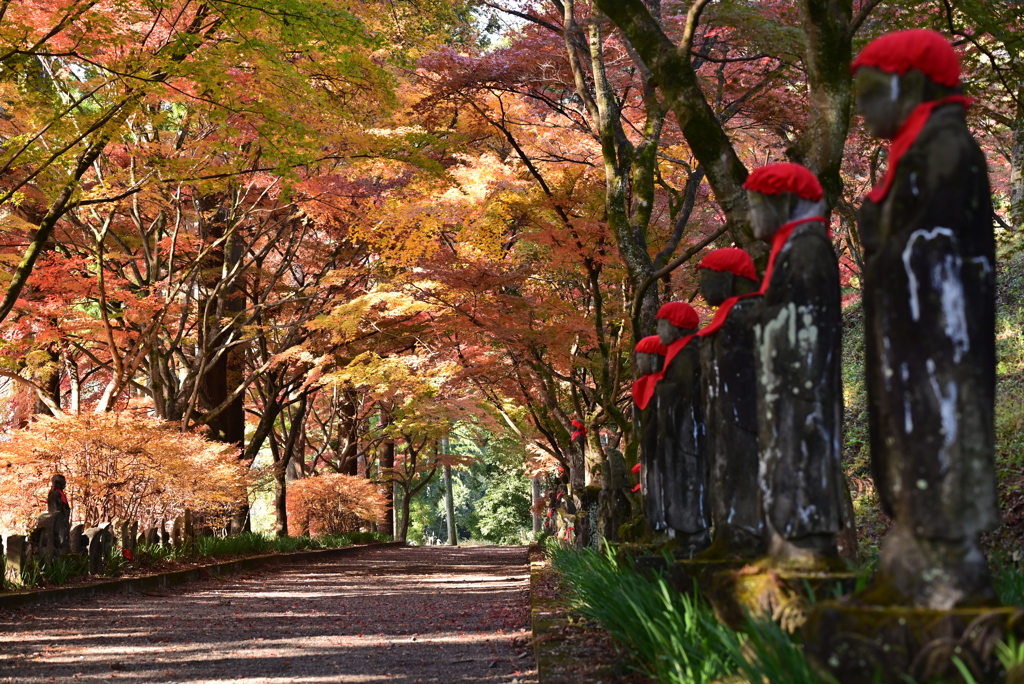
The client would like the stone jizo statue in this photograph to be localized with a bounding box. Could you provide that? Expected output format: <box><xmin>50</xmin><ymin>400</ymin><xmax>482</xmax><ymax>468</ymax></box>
<box><xmin>694</xmin><ymin>248</ymin><xmax>766</xmax><ymax>559</ymax></box>
<box><xmin>744</xmin><ymin>163</ymin><xmax>846</xmax><ymax>571</ymax></box>
<box><xmin>633</xmin><ymin>334</ymin><xmax>668</xmax><ymax>532</ymax></box>
<box><xmin>653</xmin><ymin>301</ymin><xmax>709</xmax><ymax>555</ymax></box>
<box><xmin>854</xmin><ymin>29</ymin><xmax>997</xmax><ymax>608</ymax></box>
<box><xmin>47</xmin><ymin>474</ymin><xmax>71</xmax><ymax>555</ymax></box>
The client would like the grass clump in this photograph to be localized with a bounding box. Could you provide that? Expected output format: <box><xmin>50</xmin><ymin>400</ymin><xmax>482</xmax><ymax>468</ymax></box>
<box><xmin>43</xmin><ymin>554</ymin><xmax>89</xmax><ymax>584</ymax></box>
<box><xmin>548</xmin><ymin>542</ymin><xmax>830</xmax><ymax>684</ymax></box>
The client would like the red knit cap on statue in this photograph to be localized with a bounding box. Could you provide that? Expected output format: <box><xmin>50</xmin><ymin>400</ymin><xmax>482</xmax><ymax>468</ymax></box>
<box><xmin>635</xmin><ymin>335</ymin><xmax>669</xmax><ymax>356</ymax></box>
<box><xmin>656</xmin><ymin>301</ymin><xmax>699</xmax><ymax>330</ymax></box>
<box><xmin>743</xmin><ymin>163</ymin><xmax>823</xmax><ymax>202</ymax></box>
<box><xmin>698</xmin><ymin>248</ymin><xmax>757</xmax><ymax>282</ymax></box>
<box><xmin>852</xmin><ymin>29</ymin><xmax>960</xmax><ymax>88</ymax></box>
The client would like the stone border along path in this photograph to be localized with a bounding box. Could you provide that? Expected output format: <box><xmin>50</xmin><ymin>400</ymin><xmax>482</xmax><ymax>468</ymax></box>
<box><xmin>0</xmin><ymin>544</ymin><xmax>537</xmax><ymax>684</ymax></box>
<box><xmin>0</xmin><ymin>542</ymin><xmax>406</xmax><ymax>610</ymax></box>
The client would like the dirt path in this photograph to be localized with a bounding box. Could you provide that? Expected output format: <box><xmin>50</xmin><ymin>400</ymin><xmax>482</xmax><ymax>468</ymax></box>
<box><xmin>0</xmin><ymin>545</ymin><xmax>536</xmax><ymax>684</ymax></box>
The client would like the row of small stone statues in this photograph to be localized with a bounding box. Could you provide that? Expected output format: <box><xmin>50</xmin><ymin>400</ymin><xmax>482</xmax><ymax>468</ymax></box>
<box><xmin>630</xmin><ymin>29</ymin><xmax>999</xmax><ymax>611</ymax></box>
<box><xmin>3</xmin><ymin>474</ymin><xmax>197</xmax><ymax>582</ymax></box>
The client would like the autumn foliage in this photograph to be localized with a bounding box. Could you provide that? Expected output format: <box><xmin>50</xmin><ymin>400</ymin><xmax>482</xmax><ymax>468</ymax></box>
<box><xmin>0</xmin><ymin>413</ymin><xmax>248</xmax><ymax>533</ymax></box>
<box><xmin>286</xmin><ymin>474</ymin><xmax>388</xmax><ymax>537</ymax></box>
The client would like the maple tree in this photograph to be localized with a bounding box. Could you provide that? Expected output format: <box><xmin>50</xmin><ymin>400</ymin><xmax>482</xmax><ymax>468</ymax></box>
<box><xmin>286</xmin><ymin>472</ymin><xmax>388</xmax><ymax>536</ymax></box>
<box><xmin>0</xmin><ymin>0</ymin><xmax>1016</xmax><ymax>545</ymax></box>
<box><xmin>0</xmin><ymin>412</ymin><xmax>247</xmax><ymax>532</ymax></box>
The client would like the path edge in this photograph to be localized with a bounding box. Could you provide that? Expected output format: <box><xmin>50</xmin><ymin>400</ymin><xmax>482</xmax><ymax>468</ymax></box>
<box><xmin>0</xmin><ymin>540</ymin><xmax>406</xmax><ymax>610</ymax></box>
<box><xmin>530</xmin><ymin>542</ymin><xmax>566</xmax><ymax>684</ymax></box>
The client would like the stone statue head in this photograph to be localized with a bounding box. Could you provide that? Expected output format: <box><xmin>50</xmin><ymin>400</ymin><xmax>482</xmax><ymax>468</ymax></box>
<box><xmin>698</xmin><ymin>248</ymin><xmax>759</xmax><ymax>305</ymax></box>
<box><xmin>852</xmin><ymin>29</ymin><xmax>962</xmax><ymax>140</ymax></box>
<box><xmin>655</xmin><ymin>301</ymin><xmax>699</xmax><ymax>346</ymax></box>
<box><xmin>743</xmin><ymin>163</ymin><xmax>826</xmax><ymax>241</ymax></box>
<box><xmin>635</xmin><ymin>351</ymin><xmax>663</xmax><ymax>377</ymax></box>
<box><xmin>634</xmin><ymin>335</ymin><xmax>667</xmax><ymax>376</ymax></box>
<box><xmin>748</xmin><ymin>191</ymin><xmax>827</xmax><ymax>241</ymax></box>
<box><xmin>854</xmin><ymin>68</ymin><xmax>953</xmax><ymax>140</ymax></box>
<box><xmin>50</xmin><ymin>474</ymin><xmax>66</xmax><ymax>489</ymax></box>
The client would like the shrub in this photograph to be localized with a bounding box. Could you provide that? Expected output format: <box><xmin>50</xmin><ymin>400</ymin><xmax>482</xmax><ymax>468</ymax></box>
<box><xmin>287</xmin><ymin>473</ymin><xmax>388</xmax><ymax>536</ymax></box>
<box><xmin>0</xmin><ymin>412</ymin><xmax>248</xmax><ymax>532</ymax></box>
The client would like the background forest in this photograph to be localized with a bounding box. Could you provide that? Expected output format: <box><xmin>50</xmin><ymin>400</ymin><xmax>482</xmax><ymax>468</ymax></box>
<box><xmin>0</xmin><ymin>0</ymin><xmax>1019</xmax><ymax>554</ymax></box>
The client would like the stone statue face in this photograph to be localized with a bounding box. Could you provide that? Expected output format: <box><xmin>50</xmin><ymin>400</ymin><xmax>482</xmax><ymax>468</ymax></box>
<box><xmin>748</xmin><ymin>191</ymin><xmax>793</xmax><ymax>240</ymax></box>
<box><xmin>51</xmin><ymin>474</ymin><xmax>66</xmax><ymax>489</ymax></box>
<box><xmin>635</xmin><ymin>352</ymin><xmax>663</xmax><ymax>376</ymax></box>
<box><xmin>656</xmin><ymin>318</ymin><xmax>697</xmax><ymax>346</ymax></box>
<box><xmin>699</xmin><ymin>269</ymin><xmax>734</xmax><ymax>307</ymax></box>
<box><xmin>854</xmin><ymin>67</ymin><xmax>935</xmax><ymax>140</ymax></box>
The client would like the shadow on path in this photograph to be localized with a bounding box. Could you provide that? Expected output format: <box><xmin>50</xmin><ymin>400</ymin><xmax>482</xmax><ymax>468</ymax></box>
<box><xmin>0</xmin><ymin>545</ymin><xmax>536</xmax><ymax>684</ymax></box>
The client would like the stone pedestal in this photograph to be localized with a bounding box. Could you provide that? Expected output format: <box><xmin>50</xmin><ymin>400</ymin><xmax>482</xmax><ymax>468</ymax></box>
<box><xmin>171</xmin><ymin>516</ymin><xmax>183</xmax><ymax>547</ymax></box>
<box><xmin>803</xmin><ymin>602</ymin><xmax>1024</xmax><ymax>684</ymax></box>
<box><xmin>69</xmin><ymin>524</ymin><xmax>87</xmax><ymax>554</ymax></box>
<box><xmin>84</xmin><ymin>527</ymin><xmax>113</xmax><ymax>575</ymax></box>
<box><xmin>4</xmin><ymin>535</ymin><xmax>27</xmax><ymax>584</ymax></box>
<box><xmin>29</xmin><ymin>513</ymin><xmax>58</xmax><ymax>565</ymax></box>
<box><xmin>159</xmin><ymin>519</ymin><xmax>170</xmax><ymax>547</ymax></box>
<box><xmin>666</xmin><ymin>558</ymin><xmax>747</xmax><ymax>596</ymax></box>
<box><xmin>704</xmin><ymin>563</ymin><xmax>859</xmax><ymax>632</ymax></box>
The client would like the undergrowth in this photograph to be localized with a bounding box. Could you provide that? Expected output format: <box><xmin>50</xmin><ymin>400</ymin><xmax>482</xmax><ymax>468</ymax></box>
<box><xmin>548</xmin><ymin>542</ymin><xmax>1024</xmax><ymax>684</ymax></box>
<box><xmin>3</xmin><ymin>531</ymin><xmax>389</xmax><ymax>591</ymax></box>
<box><xmin>547</xmin><ymin>541</ymin><xmax>828</xmax><ymax>684</ymax></box>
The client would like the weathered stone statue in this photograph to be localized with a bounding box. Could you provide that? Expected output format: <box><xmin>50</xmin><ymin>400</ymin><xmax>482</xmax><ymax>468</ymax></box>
<box><xmin>47</xmin><ymin>474</ymin><xmax>71</xmax><ymax>555</ymax></box>
<box><xmin>853</xmin><ymin>30</ymin><xmax>997</xmax><ymax>608</ymax></box>
<box><xmin>632</xmin><ymin>334</ymin><xmax>668</xmax><ymax>532</ymax></box>
<box><xmin>653</xmin><ymin>302</ymin><xmax>709</xmax><ymax>555</ymax></box>
<box><xmin>745</xmin><ymin>163</ymin><xmax>845</xmax><ymax>570</ymax></box>
<box><xmin>694</xmin><ymin>249</ymin><xmax>766</xmax><ymax>559</ymax></box>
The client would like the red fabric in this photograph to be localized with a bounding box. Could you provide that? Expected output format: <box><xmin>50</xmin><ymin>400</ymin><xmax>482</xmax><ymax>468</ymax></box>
<box><xmin>632</xmin><ymin>483</ymin><xmax>642</xmax><ymax>492</ymax></box>
<box><xmin>631</xmin><ymin>462</ymin><xmax>641</xmax><ymax>474</ymax></box>
<box><xmin>852</xmin><ymin>29</ymin><xmax>960</xmax><ymax>88</ymax></box>
<box><xmin>865</xmin><ymin>95</ymin><xmax>972</xmax><ymax>203</ymax></box>
<box><xmin>697</xmin><ymin>216</ymin><xmax>827</xmax><ymax>339</ymax></box>
<box><xmin>59</xmin><ymin>489</ymin><xmax>68</xmax><ymax>505</ymax></box>
<box><xmin>632</xmin><ymin>374</ymin><xmax>659</xmax><ymax>410</ymax></box>
<box><xmin>699</xmin><ymin>248</ymin><xmax>757</xmax><ymax>282</ymax></box>
<box><xmin>635</xmin><ymin>333</ymin><xmax>698</xmax><ymax>407</ymax></box>
<box><xmin>570</xmin><ymin>419</ymin><xmax>587</xmax><ymax>442</ymax></box>
<box><xmin>635</xmin><ymin>335</ymin><xmax>668</xmax><ymax>356</ymax></box>
<box><xmin>656</xmin><ymin>301</ymin><xmax>699</xmax><ymax>330</ymax></box>
<box><xmin>743</xmin><ymin>163</ymin><xmax>823</xmax><ymax>201</ymax></box>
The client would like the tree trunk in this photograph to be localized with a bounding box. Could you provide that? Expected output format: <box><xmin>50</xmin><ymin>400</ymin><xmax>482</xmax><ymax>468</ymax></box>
<box><xmin>274</xmin><ymin>395</ymin><xmax>308</xmax><ymax>537</ymax></box>
<box><xmin>532</xmin><ymin>477</ymin><xmax>542</xmax><ymax>535</ymax></box>
<box><xmin>200</xmin><ymin>216</ymin><xmax>249</xmax><ymax>534</ymax></box>
<box><xmin>379</xmin><ymin>437</ymin><xmax>395</xmax><ymax>538</ymax></box>
<box><xmin>444</xmin><ymin>464</ymin><xmax>457</xmax><ymax>546</ymax></box>
<box><xmin>398</xmin><ymin>485</ymin><xmax>411</xmax><ymax>542</ymax></box>
<box><xmin>33</xmin><ymin>346</ymin><xmax>61</xmax><ymax>416</ymax></box>
<box><xmin>789</xmin><ymin>0</ymin><xmax>854</xmax><ymax>208</ymax></box>
<box><xmin>1011</xmin><ymin>87</ymin><xmax>1024</xmax><ymax>230</ymax></box>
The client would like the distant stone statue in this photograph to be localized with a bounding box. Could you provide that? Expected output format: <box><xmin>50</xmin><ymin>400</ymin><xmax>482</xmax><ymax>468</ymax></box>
<box><xmin>694</xmin><ymin>248</ymin><xmax>766</xmax><ymax>559</ymax></box>
<box><xmin>853</xmin><ymin>30</ymin><xmax>998</xmax><ymax>608</ymax></box>
<box><xmin>632</xmin><ymin>334</ymin><xmax>669</xmax><ymax>532</ymax></box>
<box><xmin>653</xmin><ymin>302</ymin><xmax>709</xmax><ymax>555</ymax></box>
<box><xmin>47</xmin><ymin>474</ymin><xmax>71</xmax><ymax>555</ymax></box>
<box><xmin>745</xmin><ymin>163</ymin><xmax>845</xmax><ymax>570</ymax></box>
